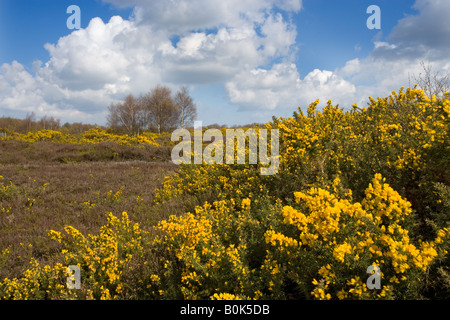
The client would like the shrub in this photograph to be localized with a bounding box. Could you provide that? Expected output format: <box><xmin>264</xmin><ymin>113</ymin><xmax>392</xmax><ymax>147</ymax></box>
<box><xmin>2</xmin><ymin>87</ymin><xmax>449</xmax><ymax>300</ymax></box>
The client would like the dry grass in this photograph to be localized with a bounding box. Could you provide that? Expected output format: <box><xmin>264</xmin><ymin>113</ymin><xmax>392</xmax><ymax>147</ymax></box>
<box><xmin>0</xmin><ymin>140</ymin><xmax>173</xmax><ymax>164</ymax></box>
<box><xmin>0</xmin><ymin>140</ymin><xmax>183</xmax><ymax>280</ymax></box>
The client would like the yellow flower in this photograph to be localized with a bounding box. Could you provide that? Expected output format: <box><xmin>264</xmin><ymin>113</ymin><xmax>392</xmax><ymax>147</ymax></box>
<box><xmin>333</xmin><ymin>242</ymin><xmax>352</xmax><ymax>263</ymax></box>
<box><xmin>241</xmin><ymin>198</ymin><xmax>251</xmax><ymax>211</ymax></box>
<box><xmin>211</xmin><ymin>293</ymin><xmax>242</xmax><ymax>300</ymax></box>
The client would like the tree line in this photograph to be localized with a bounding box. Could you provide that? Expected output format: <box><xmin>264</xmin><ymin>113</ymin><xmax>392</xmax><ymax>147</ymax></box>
<box><xmin>107</xmin><ymin>85</ymin><xmax>197</xmax><ymax>135</ymax></box>
<box><xmin>0</xmin><ymin>113</ymin><xmax>60</xmax><ymax>134</ymax></box>
<box><xmin>0</xmin><ymin>113</ymin><xmax>102</xmax><ymax>135</ymax></box>
<box><xmin>2</xmin><ymin>63</ymin><xmax>446</xmax><ymax>137</ymax></box>
<box><xmin>0</xmin><ymin>85</ymin><xmax>197</xmax><ymax>136</ymax></box>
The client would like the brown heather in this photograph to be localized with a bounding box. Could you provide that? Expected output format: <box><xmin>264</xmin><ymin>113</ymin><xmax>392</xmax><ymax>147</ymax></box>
<box><xmin>0</xmin><ymin>140</ymin><xmax>182</xmax><ymax>280</ymax></box>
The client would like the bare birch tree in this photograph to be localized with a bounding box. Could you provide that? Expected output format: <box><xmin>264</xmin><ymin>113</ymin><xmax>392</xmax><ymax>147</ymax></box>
<box><xmin>107</xmin><ymin>85</ymin><xmax>197</xmax><ymax>134</ymax></box>
<box><xmin>174</xmin><ymin>86</ymin><xmax>197</xmax><ymax>128</ymax></box>
<box><xmin>107</xmin><ymin>94</ymin><xmax>142</xmax><ymax>135</ymax></box>
<box><xmin>410</xmin><ymin>61</ymin><xmax>450</xmax><ymax>98</ymax></box>
<box><xmin>142</xmin><ymin>86</ymin><xmax>178</xmax><ymax>134</ymax></box>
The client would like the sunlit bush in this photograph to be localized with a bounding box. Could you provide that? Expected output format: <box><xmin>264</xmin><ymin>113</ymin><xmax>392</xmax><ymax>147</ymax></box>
<box><xmin>152</xmin><ymin>87</ymin><xmax>450</xmax><ymax>299</ymax></box>
<box><xmin>1</xmin><ymin>87</ymin><xmax>449</xmax><ymax>300</ymax></box>
<box><xmin>0</xmin><ymin>212</ymin><xmax>153</xmax><ymax>300</ymax></box>
<box><xmin>0</xmin><ymin>127</ymin><xmax>159</xmax><ymax>147</ymax></box>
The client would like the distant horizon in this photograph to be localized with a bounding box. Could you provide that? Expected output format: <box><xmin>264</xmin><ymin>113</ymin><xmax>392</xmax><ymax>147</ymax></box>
<box><xmin>0</xmin><ymin>112</ymin><xmax>267</xmax><ymax>130</ymax></box>
<box><xmin>1</xmin><ymin>0</ymin><xmax>449</xmax><ymax>127</ymax></box>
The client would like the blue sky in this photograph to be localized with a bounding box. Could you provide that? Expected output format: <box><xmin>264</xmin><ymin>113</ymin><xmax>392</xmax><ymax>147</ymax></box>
<box><xmin>294</xmin><ymin>0</ymin><xmax>416</xmax><ymax>75</ymax></box>
<box><xmin>0</xmin><ymin>0</ymin><xmax>448</xmax><ymax>126</ymax></box>
<box><xmin>0</xmin><ymin>0</ymin><xmax>132</xmax><ymax>67</ymax></box>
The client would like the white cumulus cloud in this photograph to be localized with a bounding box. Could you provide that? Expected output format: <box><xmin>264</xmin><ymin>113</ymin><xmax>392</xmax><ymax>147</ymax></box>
<box><xmin>0</xmin><ymin>0</ymin><xmax>303</xmax><ymax>123</ymax></box>
<box><xmin>1</xmin><ymin>0</ymin><xmax>449</xmax><ymax>124</ymax></box>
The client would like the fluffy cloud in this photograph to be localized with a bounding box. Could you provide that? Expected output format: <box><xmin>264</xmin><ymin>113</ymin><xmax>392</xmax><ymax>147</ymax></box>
<box><xmin>226</xmin><ymin>63</ymin><xmax>301</xmax><ymax>110</ymax></box>
<box><xmin>226</xmin><ymin>63</ymin><xmax>356</xmax><ymax>111</ymax></box>
<box><xmin>0</xmin><ymin>61</ymin><xmax>88</xmax><ymax>120</ymax></box>
<box><xmin>160</xmin><ymin>12</ymin><xmax>298</xmax><ymax>84</ymax></box>
<box><xmin>103</xmin><ymin>0</ymin><xmax>302</xmax><ymax>32</ymax></box>
<box><xmin>230</xmin><ymin>0</ymin><xmax>450</xmax><ymax>114</ymax></box>
<box><xmin>0</xmin><ymin>15</ymin><xmax>161</xmax><ymax>122</ymax></box>
<box><xmin>1</xmin><ymin>0</ymin><xmax>449</xmax><ymax>124</ymax></box>
<box><xmin>333</xmin><ymin>0</ymin><xmax>450</xmax><ymax>106</ymax></box>
<box><xmin>0</xmin><ymin>0</ymin><xmax>302</xmax><ymax>123</ymax></box>
<box><xmin>389</xmin><ymin>0</ymin><xmax>450</xmax><ymax>54</ymax></box>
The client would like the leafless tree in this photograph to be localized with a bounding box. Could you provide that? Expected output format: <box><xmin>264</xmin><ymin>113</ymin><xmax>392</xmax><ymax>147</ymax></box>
<box><xmin>107</xmin><ymin>85</ymin><xmax>197</xmax><ymax>134</ymax></box>
<box><xmin>141</xmin><ymin>85</ymin><xmax>178</xmax><ymax>134</ymax></box>
<box><xmin>61</xmin><ymin>122</ymin><xmax>98</xmax><ymax>134</ymax></box>
<box><xmin>107</xmin><ymin>94</ymin><xmax>143</xmax><ymax>135</ymax></box>
<box><xmin>410</xmin><ymin>61</ymin><xmax>450</xmax><ymax>98</ymax></box>
<box><xmin>38</xmin><ymin>115</ymin><xmax>60</xmax><ymax>130</ymax></box>
<box><xmin>174</xmin><ymin>86</ymin><xmax>197</xmax><ymax>128</ymax></box>
<box><xmin>24</xmin><ymin>112</ymin><xmax>36</xmax><ymax>132</ymax></box>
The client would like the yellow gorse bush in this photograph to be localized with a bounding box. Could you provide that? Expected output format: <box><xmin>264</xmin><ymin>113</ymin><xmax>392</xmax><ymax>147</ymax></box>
<box><xmin>1</xmin><ymin>87</ymin><xmax>449</xmax><ymax>300</ymax></box>
<box><xmin>0</xmin><ymin>127</ymin><xmax>159</xmax><ymax>147</ymax></box>
<box><xmin>211</xmin><ymin>292</ymin><xmax>242</xmax><ymax>300</ymax></box>
<box><xmin>279</xmin><ymin>88</ymin><xmax>447</xmax><ymax>177</ymax></box>
<box><xmin>152</xmin><ymin>172</ymin><xmax>448</xmax><ymax>300</ymax></box>
<box><xmin>150</xmin><ymin>87</ymin><xmax>449</xmax><ymax>300</ymax></box>
<box><xmin>265</xmin><ymin>173</ymin><xmax>448</xmax><ymax>299</ymax></box>
<box><xmin>1</xmin><ymin>212</ymin><xmax>149</xmax><ymax>300</ymax></box>
<box><xmin>154</xmin><ymin>200</ymin><xmax>254</xmax><ymax>299</ymax></box>
<box><xmin>0</xmin><ymin>258</ymin><xmax>76</xmax><ymax>300</ymax></box>
<box><xmin>80</xmin><ymin>128</ymin><xmax>159</xmax><ymax>147</ymax></box>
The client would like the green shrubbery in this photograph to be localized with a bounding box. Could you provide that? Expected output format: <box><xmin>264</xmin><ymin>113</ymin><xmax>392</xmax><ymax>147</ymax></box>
<box><xmin>1</xmin><ymin>87</ymin><xmax>449</xmax><ymax>300</ymax></box>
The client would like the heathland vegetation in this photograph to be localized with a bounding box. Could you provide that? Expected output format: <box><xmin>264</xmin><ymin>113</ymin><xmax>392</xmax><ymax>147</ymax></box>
<box><xmin>0</xmin><ymin>84</ymin><xmax>449</xmax><ymax>300</ymax></box>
